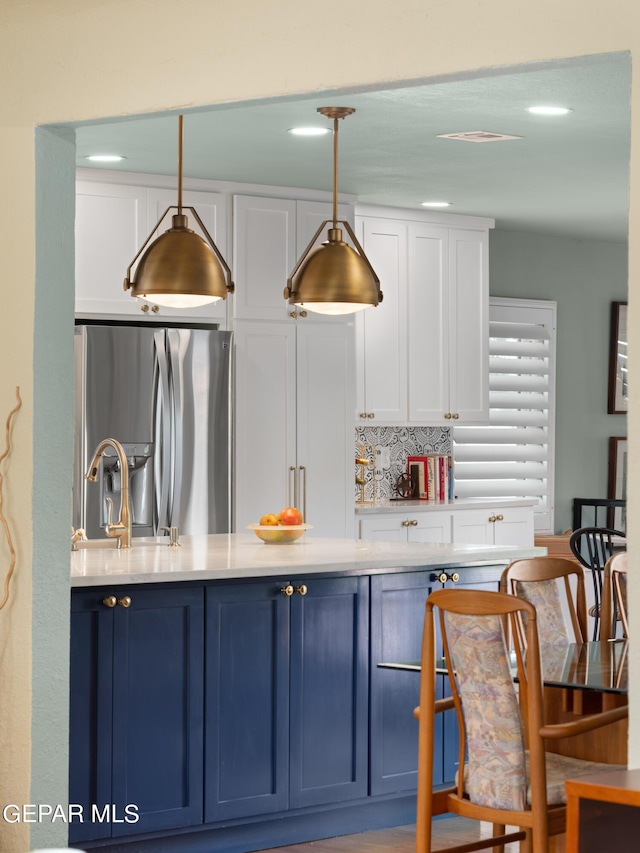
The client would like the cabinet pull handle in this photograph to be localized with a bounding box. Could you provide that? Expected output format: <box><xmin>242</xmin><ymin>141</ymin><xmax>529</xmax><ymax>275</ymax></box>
<box><xmin>410</xmin><ymin>519</ymin><xmax>418</xmax><ymax>526</ymax></box>
<box><xmin>103</xmin><ymin>595</ymin><xmax>117</xmax><ymax>608</ymax></box>
<box><xmin>281</xmin><ymin>584</ymin><xmax>294</xmax><ymax>597</ymax></box>
<box><xmin>295</xmin><ymin>584</ymin><xmax>308</xmax><ymax>596</ymax></box>
<box><xmin>431</xmin><ymin>572</ymin><xmax>459</xmax><ymax>584</ymax></box>
<box><xmin>289</xmin><ymin>466</ymin><xmax>297</xmax><ymax>507</ymax></box>
<box><xmin>444</xmin><ymin>412</ymin><xmax>452</xmax><ymax>419</ymax></box>
<box><xmin>118</xmin><ymin>596</ymin><xmax>132</xmax><ymax>608</ymax></box>
<box><xmin>299</xmin><ymin>465</ymin><xmax>307</xmax><ymax>522</ymax></box>
<box><xmin>488</xmin><ymin>515</ymin><xmax>497</xmax><ymax>523</ymax></box>
<box><xmin>496</xmin><ymin>514</ymin><xmax>504</xmax><ymax>521</ymax></box>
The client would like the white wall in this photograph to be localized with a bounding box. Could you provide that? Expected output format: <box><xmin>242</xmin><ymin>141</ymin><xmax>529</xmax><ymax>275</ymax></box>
<box><xmin>0</xmin><ymin>1</ymin><xmax>639</xmax><ymax>849</ymax></box>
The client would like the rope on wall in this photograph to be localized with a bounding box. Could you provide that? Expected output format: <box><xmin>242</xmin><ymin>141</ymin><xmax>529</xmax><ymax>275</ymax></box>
<box><xmin>0</xmin><ymin>386</ymin><xmax>22</xmax><ymax>611</ymax></box>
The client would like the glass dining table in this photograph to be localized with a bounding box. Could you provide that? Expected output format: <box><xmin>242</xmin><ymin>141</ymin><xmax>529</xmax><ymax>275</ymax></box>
<box><xmin>379</xmin><ymin>640</ymin><xmax>629</xmax><ymax>764</ymax></box>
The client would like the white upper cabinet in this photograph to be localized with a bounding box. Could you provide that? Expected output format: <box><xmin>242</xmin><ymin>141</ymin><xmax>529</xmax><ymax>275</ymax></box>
<box><xmin>75</xmin><ymin>181</ymin><xmax>149</xmax><ymax>318</ymax></box>
<box><xmin>233</xmin><ymin>195</ymin><xmax>354</xmax><ymax>323</ymax></box>
<box><xmin>75</xmin><ymin>178</ymin><xmax>231</xmax><ymax>323</ymax></box>
<box><xmin>355</xmin><ymin>206</ymin><xmax>492</xmax><ymax>426</ymax></box>
<box><xmin>355</xmin><ymin>218</ymin><xmax>407</xmax><ymax>424</ymax></box>
<box><xmin>145</xmin><ymin>187</ymin><xmax>229</xmax><ymax>322</ymax></box>
<box><xmin>233</xmin><ymin>195</ymin><xmax>297</xmax><ymax>321</ymax></box>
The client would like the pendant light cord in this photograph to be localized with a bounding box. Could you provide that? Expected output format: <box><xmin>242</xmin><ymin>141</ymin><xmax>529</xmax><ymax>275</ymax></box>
<box><xmin>332</xmin><ymin>117</ymin><xmax>339</xmax><ymax>228</ymax></box>
<box><xmin>177</xmin><ymin>114</ymin><xmax>183</xmax><ymax>216</ymax></box>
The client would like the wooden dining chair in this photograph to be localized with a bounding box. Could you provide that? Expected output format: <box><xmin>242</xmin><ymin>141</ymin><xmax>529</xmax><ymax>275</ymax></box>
<box><xmin>601</xmin><ymin>551</ymin><xmax>628</xmax><ymax>640</ymax></box>
<box><xmin>415</xmin><ymin>588</ymin><xmax>627</xmax><ymax>853</ymax></box>
<box><xmin>569</xmin><ymin>526</ymin><xmax>626</xmax><ymax>638</ymax></box>
<box><xmin>500</xmin><ymin>556</ymin><xmax>588</xmax><ymax>648</ymax></box>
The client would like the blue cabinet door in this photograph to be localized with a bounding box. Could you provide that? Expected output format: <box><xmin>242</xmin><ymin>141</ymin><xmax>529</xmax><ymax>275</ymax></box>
<box><xmin>69</xmin><ymin>585</ymin><xmax>204</xmax><ymax>842</ymax></box>
<box><xmin>289</xmin><ymin>575</ymin><xmax>369</xmax><ymax>808</ymax></box>
<box><xmin>370</xmin><ymin>572</ymin><xmax>442</xmax><ymax>795</ymax></box>
<box><xmin>204</xmin><ymin>581</ymin><xmax>290</xmax><ymax>822</ymax></box>
<box><xmin>69</xmin><ymin>590</ymin><xmax>115</xmax><ymax>844</ymax></box>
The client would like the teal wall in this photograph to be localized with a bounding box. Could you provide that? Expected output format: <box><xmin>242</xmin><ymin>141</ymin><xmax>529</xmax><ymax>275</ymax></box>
<box><xmin>489</xmin><ymin>229</ymin><xmax>628</xmax><ymax>534</ymax></box>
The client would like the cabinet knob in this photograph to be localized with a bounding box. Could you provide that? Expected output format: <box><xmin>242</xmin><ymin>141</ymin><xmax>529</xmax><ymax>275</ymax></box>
<box><xmin>431</xmin><ymin>571</ymin><xmax>459</xmax><ymax>585</ymax></box>
<box><xmin>359</xmin><ymin>413</ymin><xmax>367</xmax><ymax>419</ymax></box>
<box><xmin>401</xmin><ymin>519</ymin><xmax>410</xmax><ymax>527</ymax></box>
<box><xmin>451</xmin><ymin>572</ymin><xmax>460</xmax><ymax>583</ymax></box>
<box><xmin>299</xmin><ymin>310</ymin><xmax>308</xmax><ymax>318</ymax></box>
<box><xmin>488</xmin><ymin>516</ymin><xmax>497</xmax><ymax>523</ymax></box>
<box><xmin>118</xmin><ymin>596</ymin><xmax>132</xmax><ymax>608</ymax></box>
<box><xmin>367</xmin><ymin>413</ymin><xmax>375</xmax><ymax>419</ymax></box>
<box><xmin>410</xmin><ymin>519</ymin><xmax>418</xmax><ymax>526</ymax></box>
<box><xmin>103</xmin><ymin>595</ymin><xmax>117</xmax><ymax>608</ymax></box>
<box><xmin>281</xmin><ymin>584</ymin><xmax>294</xmax><ymax>597</ymax></box>
<box><xmin>295</xmin><ymin>584</ymin><xmax>308</xmax><ymax>596</ymax></box>
<box><xmin>289</xmin><ymin>311</ymin><xmax>297</xmax><ymax>318</ymax></box>
<box><xmin>140</xmin><ymin>304</ymin><xmax>149</xmax><ymax>313</ymax></box>
<box><xmin>496</xmin><ymin>514</ymin><xmax>504</xmax><ymax>521</ymax></box>
<box><xmin>452</xmin><ymin>413</ymin><xmax>459</xmax><ymax>419</ymax></box>
<box><xmin>444</xmin><ymin>412</ymin><xmax>452</xmax><ymax>419</ymax></box>
<box><xmin>151</xmin><ymin>305</ymin><xmax>159</xmax><ymax>313</ymax></box>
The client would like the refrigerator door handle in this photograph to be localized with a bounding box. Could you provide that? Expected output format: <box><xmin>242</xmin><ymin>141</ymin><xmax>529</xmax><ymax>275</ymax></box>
<box><xmin>154</xmin><ymin>330</ymin><xmax>171</xmax><ymax>531</ymax></box>
<box><xmin>167</xmin><ymin>329</ymin><xmax>184</xmax><ymax>528</ymax></box>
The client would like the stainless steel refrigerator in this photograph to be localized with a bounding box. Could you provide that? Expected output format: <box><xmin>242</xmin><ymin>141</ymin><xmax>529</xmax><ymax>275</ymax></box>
<box><xmin>73</xmin><ymin>322</ymin><xmax>233</xmax><ymax>540</ymax></box>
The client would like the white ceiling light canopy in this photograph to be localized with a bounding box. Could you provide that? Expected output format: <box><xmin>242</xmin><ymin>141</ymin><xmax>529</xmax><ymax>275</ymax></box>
<box><xmin>284</xmin><ymin>107</ymin><xmax>383</xmax><ymax>315</ymax></box>
<box><xmin>124</xmin><ymin>115</ymin><xmax>234</xmax><ymax>309</ymax></box>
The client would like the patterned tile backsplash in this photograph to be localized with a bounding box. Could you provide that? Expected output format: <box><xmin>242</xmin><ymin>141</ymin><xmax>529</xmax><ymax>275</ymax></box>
<box><xmin>355</xmin><ymin>426</ymin><xmax>452</xmax><ymax>502</ymax></box>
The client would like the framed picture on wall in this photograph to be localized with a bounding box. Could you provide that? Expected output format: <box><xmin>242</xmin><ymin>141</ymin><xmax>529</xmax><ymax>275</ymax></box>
<box><xmin>608</xmin><ymin>436</ymin><xmax>627</xmax><ymax>531</ymax></box>
<box><xmin>608</xmin><ymin>301</ymin><xmax>628</xmax><ymax>413</ymax></box>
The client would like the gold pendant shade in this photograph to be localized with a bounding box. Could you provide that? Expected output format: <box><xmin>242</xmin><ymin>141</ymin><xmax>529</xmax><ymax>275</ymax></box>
<box><xmin>285</xmin><ymin>107</ymin><xmax>382</xmax><ymax>315</ymax></box>
<box><xmin>124</xmin><ymin>116</ymin><xmax>234</xmax><ymax>309</ymax></box>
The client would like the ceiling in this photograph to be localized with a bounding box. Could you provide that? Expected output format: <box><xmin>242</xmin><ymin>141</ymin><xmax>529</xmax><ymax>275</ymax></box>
<box><xmin>74</xmin><ymin>53</ymin><xmax>631</xmax><ymax>244</ymax></box>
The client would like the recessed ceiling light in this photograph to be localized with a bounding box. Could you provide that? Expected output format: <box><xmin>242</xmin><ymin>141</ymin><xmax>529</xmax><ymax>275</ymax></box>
<box><xmin>421</xmin><ymin>201</ymin><xmax>451</xmax><ymax>208</ymax></box>
<box><xmin>288</xmin><ymin>126</ymin><xmax>331</xmax><ymax>136</ymax></box>
<box><xmin>527</xmin><ymin>106</ymin><xmax>572</xmax><ymax>116</ymax></box>
<box><xmin>85</xmin><ymin>154</ymin><xmax>126</xmax><ymax>162</ymax></box>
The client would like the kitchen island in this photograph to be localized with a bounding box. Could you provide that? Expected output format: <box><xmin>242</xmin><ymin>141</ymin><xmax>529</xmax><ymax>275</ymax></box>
<box><xmin>69</xmin><ymin>533</ymin><xmax>544</xmax><ymax>852</ymax></box>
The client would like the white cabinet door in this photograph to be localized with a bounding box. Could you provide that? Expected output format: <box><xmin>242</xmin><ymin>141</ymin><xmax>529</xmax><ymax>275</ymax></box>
<box><xmin>145</xmin><ymin>187</ymin><xmax>229</xmax><ymax>323</ymax></box>
<box><xmin>75</xmin><ymin>181</ymin><xmax>149</xmax><ymax>317</ymax></box>
<box><xmin>407</xmin><ymin>224</ymin><xmax>449</xmax><ymax>423</ymax></box>
<box><xmin>355</xmin><ymin>218</ymin><xmax>407</xmax><ymax>424</ymax></box>
<box><xmin>408</xmin><ymin>511</ymin><xmax>452</xmax><ymax>544</ymax></box>
<box><xmin>491</xmin><ymin>507</ymin><xmax>535</xmax><ymax>547</ymax></box>
<box><xmin>233</xmin><ymin>195</ymin><xmax>296</xmax><ymax>321</ymax></box>
<box><xmin>448</xmin><ymin>229</ymin><xmax>489</xmax><ymax>423</ymax></box>
<box><xmin>359</xmin><ymin>515</ymin><xmax>408</xmax><ymax>542</ymax></box>
<box><xmin>451</xmin><ymin>509</ymin><xmax>495</xmax><ymax>546</ymax></box>
<box><xmin>234</xmin><ymin>321</ymin><xmax>297</xmax><ymax>531</ymax></box>
<box><xmin>296</xmin><ymin>322</ymin><xmax>355</xmax><ymax>537</ymax></box>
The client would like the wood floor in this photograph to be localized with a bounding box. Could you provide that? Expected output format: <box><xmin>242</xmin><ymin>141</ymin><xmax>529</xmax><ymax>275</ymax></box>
<box><xmin>255</xmin><ymin>818</ymin><xmax>531</xmax><ymax>852</ymax></box>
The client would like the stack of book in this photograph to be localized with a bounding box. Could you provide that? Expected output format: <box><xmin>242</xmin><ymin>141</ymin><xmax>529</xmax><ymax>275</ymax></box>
<box><xmin>407</xmin><ymin>455</ymin><xmax>453</xmax><ymax>501</ymax></box>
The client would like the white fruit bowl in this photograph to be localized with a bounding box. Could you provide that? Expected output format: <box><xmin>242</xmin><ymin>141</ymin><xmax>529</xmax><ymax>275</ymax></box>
<box><xmin>246</xmin><ymin>523</ymin><xmax>313</xmax><ymax>544</ymax></box>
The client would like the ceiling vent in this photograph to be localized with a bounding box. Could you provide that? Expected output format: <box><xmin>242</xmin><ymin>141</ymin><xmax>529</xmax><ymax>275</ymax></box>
<box><xmin>437</xmin><ymin>131</ymin><xmax>523</xmax><ymax>143</ymax></box>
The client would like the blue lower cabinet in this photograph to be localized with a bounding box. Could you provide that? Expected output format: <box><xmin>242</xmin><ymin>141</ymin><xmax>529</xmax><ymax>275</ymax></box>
<box><xmin>204</xmin><ymin>576</ymin><xmax>369</xmax><ymax>823</ymax></box>
<box><xmin>289</xmin><ymin>576</ymin><xmax>369</xmax><ymax>808</ymax></box>
<box><xmin>370</xmin><ymin>567</ymin><xmax>503</xmax><ymax>796</ymax></box>
<box><xmin>69</xmin><ymin>586</ymin><xmax>204</xmax><ymax>844</ymax></box>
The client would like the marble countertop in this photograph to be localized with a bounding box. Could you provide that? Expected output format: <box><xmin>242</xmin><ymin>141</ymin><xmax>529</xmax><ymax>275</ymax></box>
<box><xmin>355</xmin><ymin>498</ymin><xmax>538</xmax><ymax>514</ymax></box>
<box><xmin>70</xmin><ymin>533</ymin><xmax>546</xmax><ymax>587</ymax></box>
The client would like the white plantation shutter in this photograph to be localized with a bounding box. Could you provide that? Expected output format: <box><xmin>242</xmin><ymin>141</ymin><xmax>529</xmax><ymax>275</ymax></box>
<box><xmin>453</xmin><ymin>298</ymin><xmax>556</xmax><ymax>533</ymax></box>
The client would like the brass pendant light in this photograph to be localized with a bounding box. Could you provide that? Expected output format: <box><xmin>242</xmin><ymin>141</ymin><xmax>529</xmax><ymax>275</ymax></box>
<box><xmin>124</xmin><ymin>115</ymin><xmax>234</xmax><ymax>308</ymax></box>
<box><xmin>284</xmin><ymin>107</ymin><xmax>383</xmax><ymax>315</ymax></box>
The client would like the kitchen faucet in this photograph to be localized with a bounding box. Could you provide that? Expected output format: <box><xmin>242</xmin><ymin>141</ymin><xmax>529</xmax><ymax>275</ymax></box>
<box><xmin>86</xmin><ymin>438</ymin><xmax>132</xmax><ymax>549</ymax></box>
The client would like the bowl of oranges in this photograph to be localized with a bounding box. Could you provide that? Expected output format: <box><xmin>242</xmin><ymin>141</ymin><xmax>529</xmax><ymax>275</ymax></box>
<box><xmin>247</xmin><ymin>507</ymin><xmax>312</xmax><ymax>543</ymax></box>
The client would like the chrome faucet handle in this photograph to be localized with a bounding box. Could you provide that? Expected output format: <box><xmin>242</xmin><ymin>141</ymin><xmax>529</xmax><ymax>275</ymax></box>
<box><xmin>161</xmin><ymin>526</ymin><xmax>180</xmax><ymax>547</ymax></box>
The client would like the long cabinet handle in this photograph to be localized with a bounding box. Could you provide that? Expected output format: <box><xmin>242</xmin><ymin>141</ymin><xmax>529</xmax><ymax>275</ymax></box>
<box><xmin>289</xmin><ymin>466</ymin><xmax>297</xmax><ymax>508</ymax></box>
<box><xmin>299</xmin><ymin>465</ymin><xmax>307</xmax><ymax>521</ymax></box>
